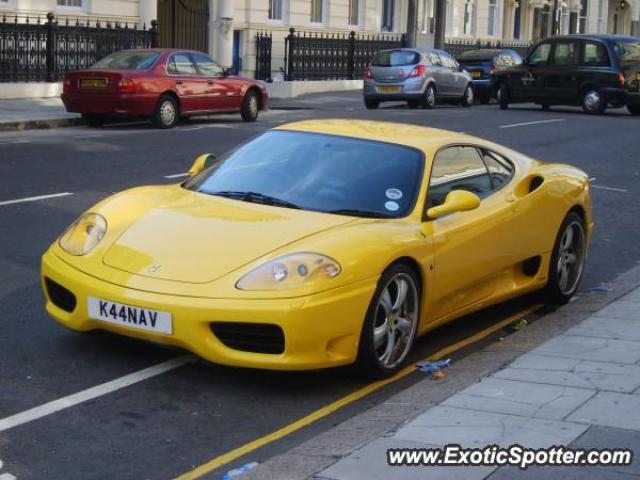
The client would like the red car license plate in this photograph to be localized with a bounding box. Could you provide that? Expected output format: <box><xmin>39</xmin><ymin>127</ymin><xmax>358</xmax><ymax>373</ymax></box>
<box><xmin>80</xmin><ymin>78</ymin><xmax>108</xmax><ymax>88</ymax></box>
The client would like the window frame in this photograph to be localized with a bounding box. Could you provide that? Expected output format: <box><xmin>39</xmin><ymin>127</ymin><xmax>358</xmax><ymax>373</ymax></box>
<box><xmin>310</xmin><ymin>0</ymin><xmax>326</xmax><ymax>24</ymax></box>
<box><xmin>382</xmin><ymin>0</ymin><xmax>395</xmax><ymax>32</ymax></box>
<box><xmin>423</xmin><ymin>143</ymin><xmax>516</xmax><ymax>221</ymax></box>
<box><xmin>166</xmin><ymin>52</ymin><xmax>199</xmax><ymax>76</ymax></box>
<box><xmin>268</xmin><ymin>0</ymin><xmax>284</xmax><ymax>21</ymax></box>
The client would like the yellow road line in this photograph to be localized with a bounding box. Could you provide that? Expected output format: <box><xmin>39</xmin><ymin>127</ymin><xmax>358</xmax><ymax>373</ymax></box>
<box><xmin>175</xmin><ymin>304</ymin><xmax>543</xmax><ymax>480</ymax></box>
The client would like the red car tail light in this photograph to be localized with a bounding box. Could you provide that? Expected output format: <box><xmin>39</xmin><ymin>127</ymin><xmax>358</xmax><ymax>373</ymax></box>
<box><xmin>617</xmin><ymin>72</ymin><xmax>625</xmax><ymax>88</ymax></box>
<box><xmin>364</xmin><ymin>67</ymin><xmax>373</xmax><ymax>80</ymax></box>
<box><xmin>117</xmin><ymin>78</ymin><xmax>136</xmax><ymax>93</ymax></box>
<box><xmin>63</xmin><ymin>77</ymin><xmax>72</xmax><ymax>93</ymax></box>
<box><xmin>409</xmin><ymin>64</ymin><xmax>425</xmax><ymax>78</ymax></box>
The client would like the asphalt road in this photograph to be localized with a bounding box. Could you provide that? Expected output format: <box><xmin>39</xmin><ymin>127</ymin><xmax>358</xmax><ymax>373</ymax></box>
<box><xmin>0</xmin><ymin>92</ymin><xmax>639</xmax><ymax>480</ymax></box>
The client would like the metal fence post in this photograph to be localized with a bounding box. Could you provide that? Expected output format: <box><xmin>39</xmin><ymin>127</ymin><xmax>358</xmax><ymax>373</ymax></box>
<box><xmin>150</xmin><ymin>19</ymin><xmax>159</xmax><ymax>48</ymax></box>
<box><xmin>400</xmin><ymin>33</ymin><xmax>407</xmax><ymax>48</ymax></box>
<box><xmin>45</xmin><ymin>12</ymin><xmax>55</xmax><ymax>82</ymax></box>
<box><xmin>348</xmin><ymin>31</ymin><xmax>355</xmax><ymax>80</ymax></box>
<box><xmin>286</xmin><ymin>27</ymin><xmax>295</xmax><ymax>81</ymax></box>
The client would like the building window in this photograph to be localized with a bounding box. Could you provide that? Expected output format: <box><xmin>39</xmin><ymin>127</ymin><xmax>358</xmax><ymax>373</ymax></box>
<box><xmin>488</xmin><ymin>0</ymin><xmax>498</xmax><ymax>35</ymax></box>
<box><xmin>269</xmin><ymin>0</ymin><xmax>283</xmax><ymax>20</ymax></box>
<box><xmin>349</xmin><ymin>0</ymin><xmax>359</xmax><ymax>25</ymax></box>
<box><xmin>382</xmin><ymin>0</ymin><xmax>395</xmax><ymax>31</ymax></box>
<box><xmin>532</xmin><ymin>5</ymin><xmax>550</xmax><ymax>40</ymax></box>
<box><xmin>57</xmin><ymin>0</ymin><xmax>82</xmax><ymax>7</ymax></box>
<box><xmin>445</xmin><ymin>0</ymin><xmax>453</xmax><ymax>35</ymax></box>
<box><xmin>597</xmin><ymin>0</ymin><xmax>605</xmax><ymax>32</ymax></box>
<box><xmin>311</xmin><ymin>0</ymin><xmax>323</xmax><ymax>23</ymax></box>
<box><xmin>463</xmin><ymin>0</ymin><xmax>475</xmax><ymax>35</ymax></box>
<box><xmin>421</xmin><ymin>0</ymin><xmax>433</xmax><ymax>32</ymax></box>
<box><xmin>569</xmin><ymin>0</ymin><xmax>587</xmax><ymax>33</ymax></box>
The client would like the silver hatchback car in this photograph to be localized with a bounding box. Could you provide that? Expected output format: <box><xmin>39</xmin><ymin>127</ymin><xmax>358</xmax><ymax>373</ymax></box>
<box><xmin>363</xmin><ymin>48</ymin><xmax>474</xmax><ymax>109</ymax></box>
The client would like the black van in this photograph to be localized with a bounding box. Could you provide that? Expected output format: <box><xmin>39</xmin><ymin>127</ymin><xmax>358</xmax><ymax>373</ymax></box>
<box><xmin>491</xmin><ymin>35</ymin><xmax>640</xmax><ymax>115</ymax></box>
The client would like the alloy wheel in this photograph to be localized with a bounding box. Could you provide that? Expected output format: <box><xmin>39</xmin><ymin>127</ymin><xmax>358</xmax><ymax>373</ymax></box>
<box><xmin>556</xmin><ymin>220</ymin><xmax>586</xmax><ymax>295</ymax></box>
<box><xmin>372</xmin><ymin>273</ymin><xmax>419</xmax><ymax>369</ymax></box>
<box><xmin>583</xmin><ymin>90</ymin><xmax>602</xmax><ymax>112</ymax></box>
<box><xmin>248</xmin><ymin>95</ymin><xmax>258</xmax><ymax>117</ymax></box>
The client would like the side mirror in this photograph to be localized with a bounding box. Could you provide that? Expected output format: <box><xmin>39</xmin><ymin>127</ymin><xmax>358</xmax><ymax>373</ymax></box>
<box><xmin>427</xmin><ymin>190</ymin><xmax>481</xmax><ymax>220</ymax></box>
<box><xmin>188</xmin><ymin>153</ymin><xmax>216</xmax><ymax>177</ymax></box>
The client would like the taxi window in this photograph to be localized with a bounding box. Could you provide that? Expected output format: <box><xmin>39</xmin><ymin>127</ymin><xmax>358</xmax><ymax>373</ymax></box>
<box><xmin>551</xmin><ymin>42</ymin><xmax>577</xmax><ymax>65</ymax></box>
<box><xmin>582</xmin><ymin>42</ymin><xmax>610</xmax><ymax>66</ymax></box>
<box><xmin>528</xmin><ymin>43</ymin><xmax>551</xmax><ymax>65</ymax></box>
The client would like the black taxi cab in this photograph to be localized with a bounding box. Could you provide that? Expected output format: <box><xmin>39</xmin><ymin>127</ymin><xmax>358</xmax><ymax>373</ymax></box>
<box><xmin>491</xmin><ymin>34</ymin><xmax>640</xmax><ymax>115</ymax></box>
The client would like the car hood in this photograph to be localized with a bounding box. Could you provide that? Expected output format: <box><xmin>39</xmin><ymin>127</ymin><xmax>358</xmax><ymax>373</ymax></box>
<box><xmin>102</xmin><ymin>191</ymin><xmax>355</xmax><ymax>284</ymax></box>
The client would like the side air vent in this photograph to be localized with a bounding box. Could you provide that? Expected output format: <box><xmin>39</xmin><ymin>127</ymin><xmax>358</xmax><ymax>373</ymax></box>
<box><xmin>522</xmin><ymin>256</ymin><xmax>542</xmax><ymax>277</ymax></box>
<box><xmin>44</xmin><ymin>277</ymin><xmax>77</xmax><ymax>313</ymax></box>
<box><xmin>210</xmin><ymin>322</ymin><xmax>285</xmax><ymax>354</ymax></box>
<box><xmin>529</xmin><ymin>176</ymin><xmax>544</xmax><ymax>193</ymax></box>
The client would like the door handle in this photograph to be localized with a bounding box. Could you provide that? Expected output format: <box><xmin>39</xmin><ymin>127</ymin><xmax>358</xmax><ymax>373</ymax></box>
<box><xmin>176</xmin><ymin>80</ymin><xmax>183</xmax><ymax>85</ymax></box>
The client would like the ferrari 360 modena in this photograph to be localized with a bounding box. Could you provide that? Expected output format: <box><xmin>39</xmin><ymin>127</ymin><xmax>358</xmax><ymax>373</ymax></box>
<box><xmin>41</xmin><ymin>120</ymin><xmax>592</xmax><ymax>378</ymax></box>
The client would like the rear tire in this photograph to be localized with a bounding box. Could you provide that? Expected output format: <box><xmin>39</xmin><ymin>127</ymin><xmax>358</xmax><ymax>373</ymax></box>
<box><xmin>542</xmin><ymin>211</ymin><xmax>586</xmax><ymax>305</ymax></box>
<box><xmin>82</xmin><ymin>114</ymin><xmax>106</xmax><ymax>127</ymax></box>
<box><xmin>498</xmin><ymin>83</ymin><xmax>509</xmax><ymax>110</ymax></box>
<box><xmin>356</xmin><ymin>263</ymin><xmax>421</xmax><ymax>379</ymax></box>
<box><xmin>460</xmin><ymin>84</ymin><xmax>474</xmax><ymax>107</ymax></box>
<box><xmin>421</xmin><ymin>84</ymin><xmax>436</xmax><ymax>109</ymax></box>
<box><xmin>628</xmin><ymin>104</ymin><xmax>640</xmax><ymax>115</ymax></box>
<box><xmin>241</xmin><ymin>90</ymin><xmax>260</xmax><ymax>122</ymax></box>
<box><xmin>152</xmin><ymin>95</ymin><xmax>178</xmax><ymax>129</ymax></box>
<box><xmin>581</xmin><ymin>87</ymin><xmax>606</xmax><ymax>114</ymax></box>
<box><xmin>364</xmin><ymin>97</ymin><xmax>380</xmax><ymax>109</ymax></box>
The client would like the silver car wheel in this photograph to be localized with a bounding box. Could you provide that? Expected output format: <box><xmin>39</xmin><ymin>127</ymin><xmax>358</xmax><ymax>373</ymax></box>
<box><xmin>584</xmin><ymin>90</ymin><xmax>601</xmax><ymax>112</ymax></box>
<box><xmin>160</xmin><ymin>100</ymin><xmax>176</xmax><ymax>126</ymax></box>
<box><xmin>556</xmin><ymin>220</ymin><xmax>586</xmax><ymax>295</ymax></box>
<box><xmin>248</xmin><ymin>95</ymin><xmax>258</xmax><ymax>117</ymax></box>
<box><xmin>373</xmin><ymin>273</ymin><xmax>419</xmax><ymax>369</ymax></box>
<box><xmin>426</xmin><ymin>86</ymin><xmax>435</xmax><ymax>107</ymax></box>
<box><xmin>465</xmin><ymin>86</ymin><xmax>473</xmax><ymax>104</ymax></box>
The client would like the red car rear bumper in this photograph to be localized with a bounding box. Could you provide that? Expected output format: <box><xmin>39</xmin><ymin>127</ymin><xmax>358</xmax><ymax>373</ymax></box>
<box><xmin>61</xmin><ymin>92</ymin><xmax>158</xmax><ymax>116</ymax></box>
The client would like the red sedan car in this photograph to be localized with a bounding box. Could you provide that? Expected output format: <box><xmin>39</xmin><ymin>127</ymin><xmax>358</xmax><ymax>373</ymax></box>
<box><xmin>61</xmin><ymin>49</ymin><xmax>269</xmax><ymax>129</ymax></box>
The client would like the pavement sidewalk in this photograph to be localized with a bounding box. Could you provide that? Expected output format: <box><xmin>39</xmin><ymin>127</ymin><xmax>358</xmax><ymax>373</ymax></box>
<box><xmin>316</xmin><ymin>287</ymin><xmax>640</xmax><ymax>480</ymax></box>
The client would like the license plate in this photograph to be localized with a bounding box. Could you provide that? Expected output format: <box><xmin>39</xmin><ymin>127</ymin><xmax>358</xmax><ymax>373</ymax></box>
<box><xmin>80</xmin><ymin>78</ymin><xmax>108</xmax><ymax>88</ymax></box>
<box><xmin>378</xmin><ymin>86</ymin><xmax>401</xmax><ymax>93</ymax></box>
<box><xmin>471</xmin><ymin>71</ymin><xmax>482</xmax><ymax>78</ymax></box>
<box><xmin>88</xmin><ymin>297</ymin><xmax>173</xmax><ymax>334</ymax></box>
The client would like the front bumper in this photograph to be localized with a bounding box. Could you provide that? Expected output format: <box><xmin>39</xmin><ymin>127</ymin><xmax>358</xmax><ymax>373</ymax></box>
<box><xmin>41</xmin><ymin>249</ymin><xmax>377</xmax><ymax>370</ymax></box>
<box><xmin>61</xmin><ymin>92</ymin><xmax>158</xmax><ymax>116</ymax></box>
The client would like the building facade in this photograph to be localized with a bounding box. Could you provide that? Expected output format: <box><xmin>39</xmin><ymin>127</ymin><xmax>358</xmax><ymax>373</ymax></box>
<box><xmin>1</xmin><ymin>0</ymin><xmax>638</xmax><ymax>79</ymax></box>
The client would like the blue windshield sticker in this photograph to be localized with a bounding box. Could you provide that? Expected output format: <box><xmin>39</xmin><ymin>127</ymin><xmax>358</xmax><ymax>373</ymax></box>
<box><xmin>385</xmin><ymin>201</ymin><xmax>400</xmax><ymax>212</ymax></box>
<box><xmin>386</xmin><ymin>188</ymin><xmax>403</xmax><ymax>200</ymax></box>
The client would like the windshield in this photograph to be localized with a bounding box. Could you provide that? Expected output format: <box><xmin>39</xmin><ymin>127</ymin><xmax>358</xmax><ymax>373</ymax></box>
<box><xmin>184</xmin><ymin>130</ymin><xmax>424</xmax><ymax>218</ymax></box>
<box><xmin>92</xmin><ymin>51</ymin><xmax>161</xmax><ymax>70</ymax></box>
<box><xmin>614</xmin><ymin>40</ymin><xmax>640</xmax><ymax>62</ymax></box>
<box><xmin>371</xmin><ymin>50</ymin><xmax>420</xmax><ymax>67</ymax></box>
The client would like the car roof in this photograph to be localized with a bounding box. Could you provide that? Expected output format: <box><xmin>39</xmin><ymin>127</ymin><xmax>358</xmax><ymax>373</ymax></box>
<box><xmin>545</xmin><ymin>34</ymin><xmax>638</xmax><ymax>43</ymax></box>
<box><xmin>273</xmin><ymin>119</ymin><xmax>482</xmax><ymax>155</ymax></box>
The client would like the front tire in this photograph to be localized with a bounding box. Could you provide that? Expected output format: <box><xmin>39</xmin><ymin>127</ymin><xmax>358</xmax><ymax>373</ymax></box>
<box><xmin>241</xmin><ymin>90</ymin><xmax>260</xmax><ymax>122</ymax></box>
<box><xmin>152</xmin><ymin>95</ymin><xmax>178</xmax><ymax>129</ymax></box>
<box><xmin>364</xmin><ymin>97</ymin><xmax>380</xmax><ymax>109</ymax></box>
<box><xmin>461</xmin><ymin>84</ymin><xmax>474</xmax><ymax>107</ymax></box>
<box><xmin>356</xmin><ymin>263</ymin><xmax>420</xmax><ymax>379</ymax></box>
<box><xmin>421</xmin><ymin>83</ymin><xmax>436</xmax><ymax>109</ymax></box>
<box><xmin>581</xmin><ymin>87</ymin><xmax>606</xmax><ymax>114</ymax></box>
<box><xmin>498</xmin><ymin>83</ymin><xmax>509</xmax><ymax>110</ymax></box>
<box><xmin>543</xmin><ymin>211</ymin><xmax>587</xmax><ymax>305</ymax></box>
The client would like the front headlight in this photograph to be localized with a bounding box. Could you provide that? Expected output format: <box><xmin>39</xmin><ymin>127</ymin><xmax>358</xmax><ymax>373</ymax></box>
<box><xmin>236</xmin><ymin>253</ymin><xmax>341</xmax><ymax>291</ymax></box>
<box><xmin>59</xmin><ymin>213</ymin><xmax>107</xmax><ymax>256</ymax></box>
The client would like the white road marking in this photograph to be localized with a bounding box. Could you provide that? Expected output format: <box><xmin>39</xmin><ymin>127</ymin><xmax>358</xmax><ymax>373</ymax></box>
<box><xmin>0</xmin><ymin>192</ymin><xmax>74</xmax><ymax>207</ymax></box>
<box><xmin>0</xmin><ymin>355</ymin><xmax>195</xmax><ymax>433</ymax></box>
<box><xmin>0</xmin><ymin>139</ymin><xmax>30</xmax><ymax>145</ymax></box>
<box><xmin>164</xmin><ymin>173</ymin><xmax>189</xmax><ymax>179</ymax></box>
<box><xmin>591</xmin><ymin>184</ymin><xmax>628</xmax><ymax>192</ymax></box>
<box><xmin>498</xmin><ymin>119</ymin><xmax>566</xmax><ymax>129</ymax></box>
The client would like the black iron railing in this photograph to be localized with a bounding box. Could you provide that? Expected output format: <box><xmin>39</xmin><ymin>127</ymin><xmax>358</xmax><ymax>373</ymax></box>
<box><xmin>255</xmin><ymin>31</ymin><xmax>272</xmax><ymax>81</ymax></box>
<box><xmin>284</xmin><ymin>28</ymin><xmax>406</xmax><ymax>81</ymax></box>
<box><xmin>0</xmin><ymin>13</ymin><xmax>159</xmax><ymax>82</ymax></box>
<box><xmin>445</xmin><ymin>37</ymin><xmax>533</xmax><ymax>59</ymax></box>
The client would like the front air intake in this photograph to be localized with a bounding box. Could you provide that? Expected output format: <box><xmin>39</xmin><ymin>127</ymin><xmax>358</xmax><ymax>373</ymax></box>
<box><xmin>44</xmin><ymin>277</ymin><xmax>77</xmax><ymax>313</ymax></box>
<box><xmin>210</xmin><ymin>322</ymin><xmax>285</xmax><ymax>354</ymax></box>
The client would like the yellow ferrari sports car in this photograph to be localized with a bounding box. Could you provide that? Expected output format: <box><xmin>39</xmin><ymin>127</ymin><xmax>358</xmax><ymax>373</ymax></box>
<box><xmin>41</xmin><ymin>120</ymin><xmax>592</xmax><ymax>378</ymax></box>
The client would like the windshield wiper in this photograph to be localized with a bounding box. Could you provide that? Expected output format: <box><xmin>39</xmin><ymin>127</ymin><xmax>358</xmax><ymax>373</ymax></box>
<box><xmin>208</xmin><ymin>190</ymin><xmax>301</xmax><ymax>210</ymax></box>
<box><xmin>325</xmin><ymin>208</ymin><xmax>394</xmax><ymax>219</ymax></box>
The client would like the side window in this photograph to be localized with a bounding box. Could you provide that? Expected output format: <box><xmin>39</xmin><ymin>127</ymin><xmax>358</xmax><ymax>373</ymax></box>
<box><xmin>582</xmin><ymin>42</ymin><xmax>610</xmax><ymax>66</ymax></box>
<box><xmin>169</xmin><ymin>53</ymin><xmax>198</xmax><ymax>75</ymax></box>
<box><xmin>439</xmin><ymin>52</ymin><xmax>456</xmax><ymax>69</ymax></box>
<box><xmin>427</xmin><ymin>146</ymin><xmax>492</xmax><ymax>209</ymax></box>
<box><xmin>528</xmin><ymin>43</ymin><xmax>552</xmax><ymax>65</ymax></box>
<box><xmin>512</xmin><ymin>52</ymin><xmax>523</xmax><ymax>65</ymax></box>
<box><xmin>427</xmin><ymin>51</ymin><xmax>442</xmax><ymax>66</ymax></box>
<box><xmin>192</xmin><ymin>53</ymin><xmax>224</xmax><ymax>76</ymax></box>
<box><xmin>481</xmin><ymin>150</ymin><xmax>514</xmax><ymax>190</ymax></box>
<box><xmin>551</xmin><ymin>42</ymin><xmax>577</xmax><ymax>65</ymax></box>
